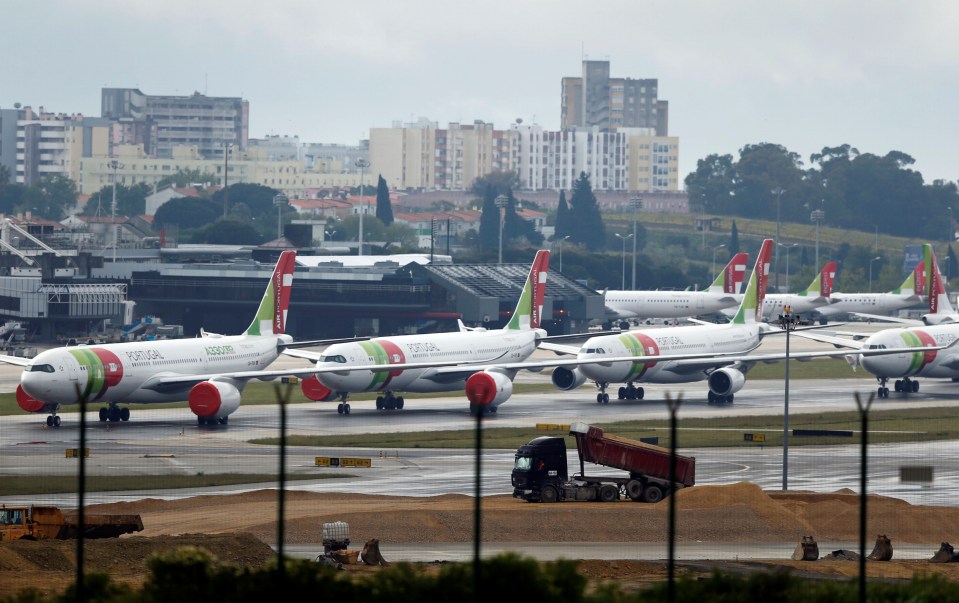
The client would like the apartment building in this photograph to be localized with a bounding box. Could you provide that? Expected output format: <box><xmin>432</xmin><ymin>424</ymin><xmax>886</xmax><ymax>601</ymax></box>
<box><xmin>561</xmin><ymin>59</ymin><xmax>668</xmax><ymax>136</ymax></box>
<box><xmin>101</xmin><ymin>88</ymin><xmax>249</xmax><ymax>160</ymax></box>
<box><xmin>370</xmin><ymin>119</ymin><xmax>679</xmax><ymax>193</ymax></box>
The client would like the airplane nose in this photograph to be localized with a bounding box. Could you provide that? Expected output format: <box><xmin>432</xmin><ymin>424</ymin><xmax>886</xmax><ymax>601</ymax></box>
<box><xmin>21</xmin><ymin>369</ymin><xmax>50</xmax><ymax>399</ymax></box>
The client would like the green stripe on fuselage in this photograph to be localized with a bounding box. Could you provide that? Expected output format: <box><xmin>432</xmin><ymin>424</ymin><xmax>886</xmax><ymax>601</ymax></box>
<box><xmin>899</xmin><ymin>331</ymin><xmax>926</xmax><ymax>374</ymax></box>
<box><xmin>358</xmin><ymin>340</ymin><xmax>391</xmax><ymax>390</ymax></box>
<box><xmin>68</xmin><ymin>348</ymin><xmax>106</xmax><ymax>401</ymax></box>
<box><xmin>620</xmin><ymin>334</ymin><xmax>652</xmax><ymax>381</ymax></box>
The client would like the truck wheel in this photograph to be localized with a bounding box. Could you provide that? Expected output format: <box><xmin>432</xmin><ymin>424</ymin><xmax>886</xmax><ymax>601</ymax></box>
<box><xmin>599</xmin><ymin>484</ymin><xmax>619</xmax><ymax>502</ymax></box>
<box><xmin>643</xmin><ymin>485</ymin><xmax>664</xmax><ymax>503</ymax></box>
<box><xmin>626</xmin><ymin>480</ymin><xmax>643</xmax><ymax>501</ymax></box>
<box><xmin>540</xmin><ymin>485</ymin><xmax>559</xmax><ymax>503</ymax></box>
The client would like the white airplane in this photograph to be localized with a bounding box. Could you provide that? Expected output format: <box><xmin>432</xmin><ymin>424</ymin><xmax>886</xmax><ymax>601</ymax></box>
<box><xmin>286</xmin><ymin>250</ymin><xmax>551</xmax><ymax>415</ymax></box>
<box><xmin>544</xmin><ymin>239</ymin><xmax>774</xmax><ymax>404</ymax></box>
<box><xmin>5</xmin><ymin>251</ymin><xmax>298</xmax><ymax>427</ymax></box>
<box><xmin>541</xmin><ymin>241</ymin><xmax>955</xmax><ymax>406</ymax></box>
<box><xmin>601</xmin><ymin>252</ymin><xmax>748</xmax><ymax>328</ymax></box>
<box><xmin>815</xmin><ymin>261</ymin><xmax>924</xmax><ymax>323</ymax></box>
<box><xmin>720</xmin><ymin>260</ymin><xmax>837</xmax><ymax>321</ymax></box>
<box><xmin>853</xmin><ymin>244</ymin><xmax>956</xmax><ymax>326</ymax></box>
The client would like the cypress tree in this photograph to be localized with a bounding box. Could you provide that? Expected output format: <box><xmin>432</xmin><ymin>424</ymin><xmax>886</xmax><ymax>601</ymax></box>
<box><xmin>568</xmin><ymin>172</ymin><xmax>605</xmax><ymax>251</ymax></box>
<box><xmin>729</xmin><ymin>221</ymin><xmax>740</xmax><ymax>254</ymax></box>
<box><xmin>375</xmin><ymin>175</ymin><xmax>393</xmax><ymax>225</ymax></box>
<box><xmin>554</xmin><ymin>190</ymin><xmax>571</xmax><ymax>239</ymax></box>
<box><xmin>478</xmin><ymin>184</ymin><xmax>500</xmax><ymax>250</ymax></box>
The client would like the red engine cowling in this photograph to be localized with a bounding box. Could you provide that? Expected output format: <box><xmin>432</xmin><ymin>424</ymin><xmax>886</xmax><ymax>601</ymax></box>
<box><xmin>300</xmin><ymin>375</ymin><xmax>338</xmax><ymax>402</ymax></box>
<box><xmin>189</xmin><ymin>380</ymin><xmax>242</xmax><ymax>419</ymax></box>
<box><xmin>465</xmin><ymin>370</ymin><xmax>514</xmax><ymax>408</ymax></box>
<box><xmin>16</xmin><ymin>385</ymin><xmax>55</xmax><ymax>414</ymax></box>
<box><xmin>550</xmin><ymin>367</ymin><xmax>588</xmax><ymax>391</ymax></box>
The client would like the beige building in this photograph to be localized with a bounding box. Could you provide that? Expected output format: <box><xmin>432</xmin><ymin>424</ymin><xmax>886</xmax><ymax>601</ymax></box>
<box><xmin>77</xmin><ymin>145</ymin><xmax>366</xmax><ymax>198</ymax></box>
<box><xmin>370</xmin><ymin>120</ymin><xmax>679</xmax><ymax>193</ymax></box>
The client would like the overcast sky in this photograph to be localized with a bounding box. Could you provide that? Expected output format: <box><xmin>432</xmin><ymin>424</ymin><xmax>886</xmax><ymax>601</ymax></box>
<box><xmin>5</xmin><ymin>1</ymin><xmax>957</xmax><ymax>185</ymax></box>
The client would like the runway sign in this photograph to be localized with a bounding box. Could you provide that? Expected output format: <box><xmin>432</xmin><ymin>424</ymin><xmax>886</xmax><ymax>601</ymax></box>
<box><xmin>315</xmin><ymin>456</ymin><xmax>372</xmax><ymax>468</ymax></box>
<box><xmin>743</xmin><ymin>433</ymin><xmax>766</xmax><ymax>442</ymax></box>
<box><xmin>65</xmin><ymin>448</ymin><xmax>90</xmax><ymax>458</ymax></box>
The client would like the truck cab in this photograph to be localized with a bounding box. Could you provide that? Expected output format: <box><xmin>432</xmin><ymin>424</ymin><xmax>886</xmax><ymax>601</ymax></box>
<box><xmin>511</xmin><ymin>436</ymin><xmax>569</xmax><ymax>501</ymax></box>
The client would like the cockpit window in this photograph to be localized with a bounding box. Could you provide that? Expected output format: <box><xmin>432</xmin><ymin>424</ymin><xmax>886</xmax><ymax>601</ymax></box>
<box><xmin>320</xmin><ymin>355</ymin><xmax>347</xmax><ymax>363</ymax></box>
<box><xmin>28</xmin><ymin>364</ymin><xmax>56</xmax><ymax>373</ymax></box>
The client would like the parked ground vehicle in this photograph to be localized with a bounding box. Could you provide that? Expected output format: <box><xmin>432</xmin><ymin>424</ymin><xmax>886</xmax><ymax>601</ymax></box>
<box><xmin>0</xmin><ymin>505</ymin><xmax>143</xmax><ymax>540</ymax></box>
<box><xmin>511</xmin><ymin>422</ymin><xmax>696</xmax><ymax>503</ymax></box>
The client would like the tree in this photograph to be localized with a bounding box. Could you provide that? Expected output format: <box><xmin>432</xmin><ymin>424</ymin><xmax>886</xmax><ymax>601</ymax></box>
<box><xmin>554</xmin><ymin>190</ymin><xmax>572</xmax><ymax>239</ymax></box>
<box><xmin>82</xmin><ymin>183</ymin><xmax>149</xmax><ymax>217</ymax></box>
<box><xmin>503</xmin><ymin>189</ymin><xmax>544</xmax><ymax>247</ymax></box>
<box><xmin>477</xmin><ymin>184</ymin><xmax>500</xmax><ymax>250</ymax></box>
<box><xmin>154</xmin><ymin>197</ymin><xmax>222</xmax><ymax>231</ymax></box>
<box><xmin>375</xmin><ymin>175</ymin><xmax>393</xmax><ymax>225</ymax></box>
<box><xmin>0</xmin><ymin>164</ymin><xmax>10</xmax><ymax>187</ymax></box>
<box><xmin>27</xmin><ymin>175</ymin><xmax>78</xmax><ymax>220</ymax></box>
<box><xmin>684</xmin><ymin>153</ymin><xmax>736</xmax><ymax>215</ymax></box>
<box><xmin>469</xmin><ymin>171</ymin><xmax>521</xmax><ymax>198</ymax></box>
<box><xmin>729</xmin><ymin>220</ymin><xmax>740</xmax><ymax>255</ymax></box>
<box><xmin>190</xmin><ymin>218</ymin><xmax>264</xmax><ymax>245</ymax></box>
<box><xmin>566</xmin><ymin>173</ymin><xmax>605</xmax><ymax>251</ymax></box>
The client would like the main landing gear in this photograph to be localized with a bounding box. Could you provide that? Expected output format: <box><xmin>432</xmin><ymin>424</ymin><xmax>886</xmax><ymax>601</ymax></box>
<box><xmin>876</xmin><ymin>376</ymin><xmax>919</xmax><ymax>398</ymax></box>
<box><xmin>375</xmin><ymin>392</ymin><xmax>405</xmax><ymax>411</ymax></box>
<box><xmin>617</xmin><ymin>383</ymin><xmax>645</xmax><ymax>401</ymax></box>
<box><xmin>45</xmin><ymin>414</ymin><xmax>61</xmax><ymax>428</ymax></box>
<box><xmin>98</xmin><ymin>404</ymin><xmax>130</xmax><ymax>423</ymax></box>
<box><xmin>707</xmin><ymin>391</ymin><xmax>734</xmax><ymax>404</ymax></box>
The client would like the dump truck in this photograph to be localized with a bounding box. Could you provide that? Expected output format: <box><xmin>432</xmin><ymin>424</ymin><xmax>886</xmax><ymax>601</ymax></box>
<box><xmin>511</xmin><ymin>422</ymin><xmax>696</xmax><ymax>503</ymax></box>
<box><xmin>0</xmin><ymin>505</ymin><xmax>143</xmax><ymax>541</ymax></box>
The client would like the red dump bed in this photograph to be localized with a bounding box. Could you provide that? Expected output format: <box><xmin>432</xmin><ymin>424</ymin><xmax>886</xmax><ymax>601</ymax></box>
<box><xmin>570</xmin><ymin>423</ymin><xmax>695</xmax><ymax>487</ymax></box>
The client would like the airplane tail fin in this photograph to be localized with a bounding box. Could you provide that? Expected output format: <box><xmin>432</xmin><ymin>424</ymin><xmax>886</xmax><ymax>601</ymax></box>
<box><xmin>706</xmin><ymin>252</ymin><xmax>749</xmax><ymax>294</ymax></box>
<box><xmin>912</xmin><ymin>261</ymin><xmax>926</xmax><ymax>295</ymax></box>
<box><xmin>925</xmin><ymin>244</ymin><xmax>955</xmax><ymax>315</ymax></box>
<box><xmin>730</xmin><ymin>239</ymin><xmax>772</xmax><ymax>325</ymax></box>
<box><xmin>891</xmin><ymin>262</ymin><xmax>919</xmax><ymax>295</ymax></box>
<box><xmin>810</xmin><ymin>261</ymin><xmax>838</xmax><ymax>298</ymax></box>
<box><xmin>505</xmin><ymin>250</ymin><xmax>549</xmax><ymax>330</ymax></box>
<box><xmin>245</xmin><ymin>250</ymin><xmax>296</xmax><ymax>337</ymax></box>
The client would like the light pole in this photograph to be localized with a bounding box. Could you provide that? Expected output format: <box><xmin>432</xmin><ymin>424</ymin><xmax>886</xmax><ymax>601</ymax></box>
<box><xmin>772</xmin><ymin>187</ymin><xmax>785</xmax><ymax>291</ymax></box>
<box><xmin>711</xmin><ymin>244</ymin><xmax>726</xmax><ymax>281</ymax></box>
<box><xmin>108</xmin><ymin>159</ymin><xmax>121</xmax><ymax>262</ymax></box>
<box><xmin>355</xmin><ymin>158</ymin><xmax>370</xmax><ymax>256</ymax></box>
<box><xmin>273</xmin><ymin>193</ymin><xmax>288</xmax><ymax>240</ymax></box>
<box><xmin>615</xmin><ymin>233</ymin><xmax>633</xmax><ymax>289</ymax></box>
<box><xmin>778</xmin><ymin>243</ymin><xmax>798</xmax><ymax>292</ymax></box>
<box><xmin>630</xmin><ymin>196</ymin><xmax>642</xmax><ymax>289</ymax></box>
<box><xmin>495</xmin><ymin>194</ymin><xmax>508</xmax><ymax>264</ymax></box>
<box><xmin>811</xmin><ymin>206</ymin><xmax>825</xmax><ymax>271</ymax></box>
<box><xmin>223</xmin><ymin>142</ymin><xmax>233</xmax><ymax>218</ymax></box>
<box><xmin>869</xmin><ymin>256</ymin><xmax>881</xmax><ymax>291</ymax></box>
<box><xmin>558</xmin><ymin>235</ymin><xmax>570</xmax><ymax>272</ymax></box>
<box><xmin>780</xmin><ymin>308</ymin><xmax>798</xmax><ymax>490</ymax></box>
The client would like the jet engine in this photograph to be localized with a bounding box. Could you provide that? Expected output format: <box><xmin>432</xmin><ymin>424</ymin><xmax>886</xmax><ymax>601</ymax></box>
<box><xmin>923</xmin><ymin>313</ymin><xmax>956</xmax><ymax>326</ymax></box>
<box><xmin>465</xmin><ymin>370</ymin><xmax>514</xmax><ymax>409</ymax></box>
<box><xmin>300</xmin><ymin>375</ymin><xmax>338</xmax><ymax>402</ymax></box>
<box><xmin>707</xmin><ymin>367</ymin><xmax>746</xmax><ymax>397</ymax></box>
<box><xmin>551</xmin><ymin>367</ymin><xmax>588</xmax><ymax>391</ymax></box>
<box><xmin>15</xmin><ymin>385</ymin><xmax>57</xmax><ymax>414</ymax></box>
<box><xmin>189</xmin><ymin>380</ymin><xmax>242</xmax><ymax>422</ymax></box>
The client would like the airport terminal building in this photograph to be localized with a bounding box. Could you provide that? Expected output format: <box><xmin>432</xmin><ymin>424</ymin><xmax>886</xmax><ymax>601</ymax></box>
<box><xmin>5</xmin><ymin>247</ymin><xmax>603</xmax><ymax>343</ymax></box>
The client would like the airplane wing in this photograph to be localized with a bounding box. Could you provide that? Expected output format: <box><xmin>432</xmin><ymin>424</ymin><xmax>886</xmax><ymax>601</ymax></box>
<box><xmin>850</xmin><ymin>312</ymin><xmax>923</xmax><ymax>326</ymax></box>
<box><xmin>281</xmin><ymin>348</ymin><xmax>323</xmax><ymax>361</ymax></box>
<box><xmin>0</xmin><ymin>355</ymin><xmax>31</xmax><ymax>367</ymax></box>
<box><xmin>537</xmin><ymin>341</ymin><xmax>581</xmax><ymax>355</ymax></box>
<box><xmin>280</xmin><ymin>336</ymin><xmax>370</xmax><ymax>349</ymax></box>
<box><xmin>789</xmin><ymin>331</ymin><xmax>865</xmax><ymax>349</ymax></box>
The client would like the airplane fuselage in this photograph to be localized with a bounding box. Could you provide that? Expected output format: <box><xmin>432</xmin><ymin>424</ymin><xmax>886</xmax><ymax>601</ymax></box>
<box><xmin>604</xmin><ymin>290</ymin><xmax>739</xmax><ymax>320</ymax></box>
<box><xmin>576</xmin><ymin>322</ymin><xmax>762</xmax><ymax>384</ymax></box>
<box><xmin>818</xmin><ymin>293</ymin><xmax>921</xmax><ymax>318</ymax></box>
<box><xmin>859</xmin><ymin>325</ymin><xmax>959</xmax><ymax>379</ymax></box>
<box><xmin>21</xmin><ymin>334</ymin><xmax>290</xmax><ymax>406</ymax></box>
<box><xmin>315</xmin><ymin>329</ymin><xmax>543</xmax><ymax>393</ymax></box>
